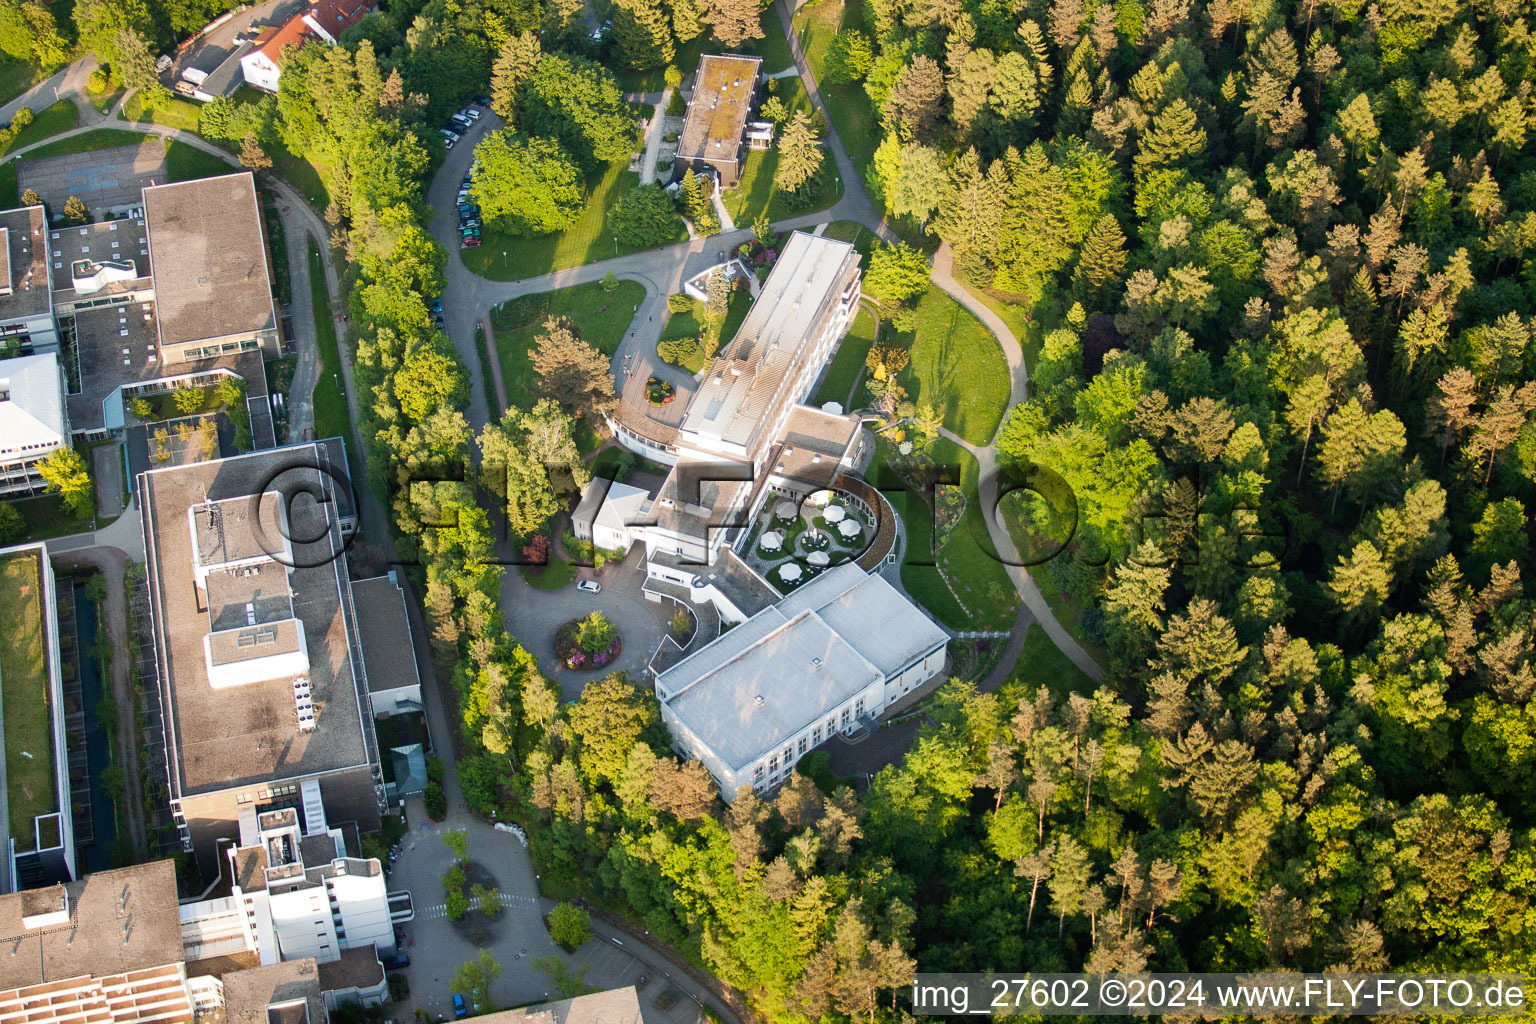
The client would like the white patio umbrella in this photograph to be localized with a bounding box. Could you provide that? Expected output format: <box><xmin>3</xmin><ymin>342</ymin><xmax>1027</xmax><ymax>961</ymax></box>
<box><xmin>807</xmin><ymin>550</ymin><xmax>830</xmax><ymax>567</ymax></box>
<box><xmin>774</xmin><ymin>500</ymin><xmax>799</xmax><ymax>520</ymax></box>
<box><xmin>778</xmin><ymin>562</ymin><xmax>803</xmax><ymax>582</ymax></box>
<box><xmin>838</xmin><ymin>518</ymin><xmax>861</xmax><ymax>538</ymax></box>
<box><xmin>823</xmin><ymin>504</ymin><xmax>846</xmax><ymax>523</ymax></box>
<box><xmin>760</xmin><ymin>531</ymin><xmax>783</xmax><ymax>551</ymax></box>
<box><xmin>808</xmin><ymin>489</ymin><xmax>834</xmax><ymax>507</ymax></box>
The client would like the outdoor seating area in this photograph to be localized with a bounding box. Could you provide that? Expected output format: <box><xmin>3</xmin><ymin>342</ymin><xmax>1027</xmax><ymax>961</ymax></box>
<box><xmin>741</xmin><ymin>488</ymin><xmax>876</xmax><ymax>591</ymax></box>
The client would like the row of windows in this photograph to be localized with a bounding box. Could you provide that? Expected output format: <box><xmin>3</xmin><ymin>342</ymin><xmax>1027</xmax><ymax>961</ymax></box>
<box><xmin>750</xmin><ymin>700</ymin><xmax>867</xmax><ymax>787</ymax></box>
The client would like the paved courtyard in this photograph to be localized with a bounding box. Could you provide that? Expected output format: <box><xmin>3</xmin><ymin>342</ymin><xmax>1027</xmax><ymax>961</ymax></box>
<box><xmin>387</xmin><ymin>809</ymin><xmax>706</xmax><ymax>1024</ymax></box>
<box><xmin>18</xmin><ymin>140</ymin><xmax>169</xmax><ymax>216</ymax></box>
<box><xmin>501</xmin><ymin>546</ymin><xmax>695</xmax><ymax>701</ymax></box>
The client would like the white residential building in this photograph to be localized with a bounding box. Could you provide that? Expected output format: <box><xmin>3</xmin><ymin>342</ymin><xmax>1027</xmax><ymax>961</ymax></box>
<box><xmin>655</xmin><ymin>563</ymin><xmax>948</xmax><ymax>799</ymax></box>
<box><xmin>240</xmin><ymin>0</ymin><xmax>378</xmax><ymax>93</ymax></box>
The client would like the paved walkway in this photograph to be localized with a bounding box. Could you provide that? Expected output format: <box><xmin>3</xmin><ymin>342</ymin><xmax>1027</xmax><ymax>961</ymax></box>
<box><xmin>638</xmin><ymin>89</ymin><xmax>671</xmax><ymax>185</ymax></box>
<box><xmin>0</xmin><ymin>57</ymin><xmax>100</xmax><ymax>125</ymax></box>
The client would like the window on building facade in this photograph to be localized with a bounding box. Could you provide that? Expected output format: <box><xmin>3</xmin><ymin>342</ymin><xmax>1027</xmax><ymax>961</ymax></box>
<box><xmin>799</xmin><ymin>736</ymin><xmax>808</xmax><ymax>755</ymax></box>
<box><xmin>813</xmin><ymin>726</ymin><xmax>822</xmax><ymax>744</ymax></box>
<box><xmin>841</xmin><ymin>708</ymin><xmax>851</xmax><ymax>726</ymax></box>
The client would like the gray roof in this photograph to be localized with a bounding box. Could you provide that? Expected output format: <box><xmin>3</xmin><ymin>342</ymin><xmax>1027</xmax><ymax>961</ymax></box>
<box><xmin>222</xmin><ymin>958</ymin><xmax>326</xmax><ymax>1024</ymax></box>
<box><xmin>0</xmin><ymin>206</ymin><xmax>51</xmax><ymax>322</ymax></box>
<box><xmin>139</xmin><ymin>442</ymin><xmax>375</xmax><ymax>799</ymax></box>
<box><xmin>47</xmin><ymin>218</ymin><xmax>151</xmax><ymax>304</ymax></box>
<box><xmin>677</xmin><ymin>232</ymin><xmax>857</xmax><ymax>457</ymax></box>
<box><xmin>677</xmin><ymin>54</ymin><xmax>762</xmax><ymax>167</ymax></box>
<box><xmin>473</xmin><ymin>987</ymin><xmax>647</xmax><ymax>1024</ymax></box>
<box><xmin>657</xmin><ymin>563</ymin><xmax>947</xmax><ymax>770</ymax></box>
<box><xmin>142</xmin><ymin>172</ymin><xmax>277</xmax><ymax>349</ymax></box>
<box><xmin>352</xmin><ymin>574</ymin><xmax>422</xmax><ymax>695</ymax></box>
<box><xmin>0</xmin><ymin>861</ymin><xmax>183</xmax><ymax>989</ymax></box>
<box><xmin>317</xmin><ymin>944</ymin><xmax>384</xmax><ymax>993</ymax></box>
<box><xmin>0</xmin><ymin>352</ymin><xmax>66</xmax><ymax>449</ymax></box>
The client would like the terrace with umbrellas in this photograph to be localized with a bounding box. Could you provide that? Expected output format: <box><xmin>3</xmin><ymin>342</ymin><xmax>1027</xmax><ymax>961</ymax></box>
<box><xmin>740</xmin><ymin>487</ymin><xmax>875</xmax><ymax>591</ymax></box>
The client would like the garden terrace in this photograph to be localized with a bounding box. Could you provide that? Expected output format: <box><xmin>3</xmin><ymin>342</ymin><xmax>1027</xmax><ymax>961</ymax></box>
<box><xmin>0</xmin><ymin>546</ymin><xmax>60</xmax><ymax>856</ymax></box>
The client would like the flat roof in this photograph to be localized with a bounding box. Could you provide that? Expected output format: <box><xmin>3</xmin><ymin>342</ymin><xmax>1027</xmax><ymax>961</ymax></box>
<box><xmin>0</xmin><ymin>544</ymin><xmax>59</xmax><ymax>856</ymax></box>
<box><xmin>657</xmin><ymin>563</ymin><xmax>948</xmax><ymax>770</ymax></box>
<box><xmin>678</xmin><ymin>232</ymin><xmax>857</xmax><ymax>456</ymax></box>
<box><xmin>316</xmin><ymin>944</ymin><xmax>384</xmax><ymax>992</ymax></box>
<box><xmin>659</xmin><ymin>605</ymin><xmax>881</xmax><ymax>771</ymax></box>
<box><xmin>677</xmin><ymin>54</ymin><xmax>762</xmax><ymax>166</ymax></box>
<box><xmin>352</xmin><ymin>575</ymin><xmax>421</xmax><ymax>696</ymax></box>
<box><xmin>64</xmin><ymin>301</ymin><xmax>269</xmax><ymax>435</ymax></box>
<box><xmin>222</xmin><ymin>958</ymin><xmax>325</xmax><ymax>1024</ymax></box>
<box><xmin>0</xmin><ymin>861</ymin><xmax>183</xmax><ymax>989</ymax></box>
<box><xmin>47</xmin><ymin>217</ymin><xmax>152</xmax><ymax>304</ymax></box>
<box><xmin>473</xmin><ymin>987</ymin><xmax>647</xmax><ymax>1024</ymax></box>
<box><xmin>0</xmin><ymin>206</ymin><xmax>51</xmax><ymax>322</ymax></box>
<box><xmin>0</xmin><ymin>351</ymin><xmax>67</xmax><ymax>448</ymax></box>
<box><xmin>142</xmin><ymin>173</ymin><xmax>277</xmax><ymax>351</ymax></box>
<box><xmin>139</xmin><ymin>443</ymin><xmax>375</xmax><ymax>798</ymax></box>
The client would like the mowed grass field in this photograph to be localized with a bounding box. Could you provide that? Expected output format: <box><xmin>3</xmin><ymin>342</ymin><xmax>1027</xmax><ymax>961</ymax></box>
<box><xmin>462</xmin><ymin>164</ymin><xmax>687</xmax><ymax>282</ymax></box>
<box><xmin>308</xmin><ymin>242</ymin><xmax>352</xmax><ymax>454</ymax></box>
<box><xmin>792</xmin><ymin>0</ymin><xmax>880</xmax><ymax>171</ymax></box>
<box><xmin>490</xmin><ymin>280</ymin><xmax>646</xmax><ymax>413</ymax></box>
<box><xmin>0</xmin><ymin>549</ymin><xmax>56</xmax><ymax>849</ymax></box>
<box><xmin>892</xmin><ymin>288</ymin><xmax>1011</xmax><ymax>445</ymax></box>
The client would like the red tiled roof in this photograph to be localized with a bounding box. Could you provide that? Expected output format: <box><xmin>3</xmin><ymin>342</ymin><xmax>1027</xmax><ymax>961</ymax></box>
<box><xmin>255</xmin><ymin>0</ymin><xmax>376</xmax><ymax>65</ymax></box>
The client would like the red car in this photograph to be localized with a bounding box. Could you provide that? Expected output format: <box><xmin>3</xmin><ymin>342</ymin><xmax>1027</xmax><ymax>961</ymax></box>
<box><xmin>462</xmin><ymin>236</ymin><xmax>482</xmax><ymax>248</ymax></box>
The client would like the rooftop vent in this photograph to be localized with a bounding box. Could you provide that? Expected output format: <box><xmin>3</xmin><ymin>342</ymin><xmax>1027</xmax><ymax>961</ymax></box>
<box><xmin>811</xmin><ymin>657</ymin><xmax>821</xmax><ymax>667</ymax></box>
<box><xmin>753</xmin><ymin>695</ymin><xmax>765</xmax><ymax>706</ymax></box>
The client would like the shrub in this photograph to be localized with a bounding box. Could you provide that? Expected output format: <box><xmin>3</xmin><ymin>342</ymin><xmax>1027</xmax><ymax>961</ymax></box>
<box><xmin>657</xmin><ymin>336</ymin><xmax>699</xmax><ymax>366</ymax></box>
<box><xmin>424</xmin><ymin>780</ymin><xmax>447</xmax><ymax>820</ymax></box>
<box><xmin>667</xmin><ymin>292</ymin><xmax>694</xmax><ymax>314</ymax></box>
<box><xmin>87</xmin><ymin>68</ymin><xmax>109</xmax><ymax>93</ymax></box>
<box><xmin>444</xmin><ymin>888</ymin><xmax>470</xmax><ymax>921</ymax></box>
<box><xmin>576</xmin><ymin>611</ymin><xmax>617</xmax><ymax>654</ymax></box>
<box><xmin>548</xmin><ymin>902</ymin><xmax>592</xmax><ymax>951</ymax></box>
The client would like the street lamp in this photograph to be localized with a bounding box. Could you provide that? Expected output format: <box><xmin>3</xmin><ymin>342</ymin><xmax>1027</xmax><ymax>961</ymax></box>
<box><xmin>502</xmin><ymin>250</ymin><xmax>507</xmax><ymax>270</ymax></box>
<box><xmin>613</xmin><ymin>235</ymin><xmax>619</xmax><ymax>256</ymax></box>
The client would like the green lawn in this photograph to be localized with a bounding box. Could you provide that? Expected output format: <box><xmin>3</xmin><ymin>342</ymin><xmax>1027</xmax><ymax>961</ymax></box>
<box><xmin>967</xmin><ymin>283</ymin><xmax>1042</xmax><ymax>374</ymax></box>
<box><xmin>721</xmin><ymin>80</ymin><xmax>844</xmax><ymax>224</ymax></box>
<box><xmin>0</xmin><ymin>57</ymin><xmax>45</xmax><ymax>107</ymax></box>
<box><xmin>812</xmin><ymin>305</ymin><xmax>876</xmax><ymax>408</ymax></box>
<box><xmin>1012</xmin><ymin>623</ymin><xmax>1095</xmax><ymax>697</ymax></box>
<box><xmin>166</xmin><ymin>140</ymin><xmax>236</xmax><ymax>182</ymax></box>
<box><xmin>820</xmin><ymin>219</ymin><xmax>875</xmax><ymax>258</ymax></box>
<box><xmin>792</xmin><ymin>0</ymin><xmax>880</xmax><ymax>166</ymax></box>
<box><xmin>14</xmin><ymin>491</ymin><xmax>92</xmax><ymax>541</ymax></box>
<box><xmin>0</xmin><ymin>549</ymin><xmax>57</xmax><ymax>850</ymax></box>
<box><xmin>18</xmin><ymin>128</ymin><xmax>149</xmax><ymax>161</ymax></box>
<box><xmin>659</xmin><ymin>288</ymin><xmax>751</xmax><ymax>373</ymax></box>
<box><xmin>121</xmin><ymin>92</ymin><xmax>203</xmax><ymax>132</ymax></box>
<box><xmin>462</xmin><ymin>164</ymin><xmax>684</xmax><ymax>281</ymax></box>
<box><xmin>490</xmin><ymin>280</ymin><xmax>646</xmax><ymax>411</ymax></box>
<box><xmin>890</xmin><ymin>288</ymin><xmax>1010</xmax><ymax>445</ymax></box>
<box><xmin>883</xmin><ymin>437</ymin><xmax>1017</xmax><ymax>632</ymax></box>
<box><xmin>0</xmin><ymin>100</ymin><xmax>79</xmax><ymax>158</ymax></box>
<box><xmin>308</xmin><ymin>243</ymin><xmax>352</xmax><ymax>453</ymax></box>
<box><xmin>87</xmin><ymin>83</ymin><xmax>125</xmax><ymax>114</ymax></box>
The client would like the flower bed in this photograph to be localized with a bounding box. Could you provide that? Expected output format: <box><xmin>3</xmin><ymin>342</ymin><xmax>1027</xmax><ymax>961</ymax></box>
<box><xmin>554</xmin><ymin>614</ymin><xmax>624</xmax><ymax>670</ymax></box>
<box><xmin>646</xmin><ymin>377</ymin><xmax>675</xmax><ymax>405</ymax></box>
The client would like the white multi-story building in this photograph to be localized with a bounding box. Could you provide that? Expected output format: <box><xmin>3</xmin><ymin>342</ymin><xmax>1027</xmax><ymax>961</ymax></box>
<box><xmin>655</xmin><ymin>562</ymin><xmax>948</xmax><ymax>800</ymax></box>
<box><xmin>180</xmin><ymin>794</ymin><xmax>405</xmax><ymax>968</ymax></box>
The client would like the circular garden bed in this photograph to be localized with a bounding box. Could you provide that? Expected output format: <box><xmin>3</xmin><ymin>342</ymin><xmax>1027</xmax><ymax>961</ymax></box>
<box><xmin>646</xmin><ymin>376</ymin><xmax>675</xmax><ymax>405</ymax></box>
<box><xmin>555</xmin><ymin>611</ymin><xmax>623</xmax><ymax>670</ymax></box>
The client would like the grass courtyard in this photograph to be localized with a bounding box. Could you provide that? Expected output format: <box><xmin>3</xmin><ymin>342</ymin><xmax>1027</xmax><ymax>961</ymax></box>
<box><xmin>308</xmin><ymin>243</ymin><xmax>352</xmax><ymax>454</ymax></box>
<box><xmin>720</xmin><ymin>80</ymin><xmax>844</xmax><ymax>224</ymax></box>
<box><xmin>812</xmin><ymin>306</ymin><xmax>876</xmax><ymax>409</ymax></box>
<box><xmin>0</xmin><ymin>549</ymin><xmax>56</xmax><ymax>850</ymax></box>
<box><xmin>462</xmin><ymin>164</ymin><xmax>686</xmax><ymax>282</ymax></box>
<box><xmin>890</xmin><ymin>288</ymin><xmax>1010</xmax><ymax>446</ymax></box>
<box><xmin>490</xmin><ymin>279</ymin><xmax>646</xmax><ymax>415</ymax></box>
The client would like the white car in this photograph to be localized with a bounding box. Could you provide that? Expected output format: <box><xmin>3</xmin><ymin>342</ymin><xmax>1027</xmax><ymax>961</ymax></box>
<box><xmin>461</xmin><ymin>108</ymin><xmax>481</xmax><ymax>120</ymax></box>
<box><xmin>576</xmin><ymin>579</ymin><xmax>601</xmax><ymax>594</ymax></box>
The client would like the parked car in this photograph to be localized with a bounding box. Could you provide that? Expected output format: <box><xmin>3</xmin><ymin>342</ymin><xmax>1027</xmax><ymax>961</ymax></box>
<box><xmin>460</xmin><ymin>219</ymin><xmax>481</xmax><ymax>231</ymax></box>
<box><xmin>430</xmin><ymin>298</ymin><xmax>443</xmax><ymax>313</ymax></box>
<box><xmin>474</xmin><ymin>94</ymin><xmax>491</xmax><ymax>106</ymax></box>
<box><xmin>383</xmin><ymin>952</ymin><xmax>410</xmax><ymax>970</ymax></box>
<box><xmin>576</xmin><ymin>579</ymin><xmax>601</xmax><ymax>594</ymax></box>
<box><xmin>453</xmin><ymin>995</ymin><xmax>468</xmax><ymax>1019</ymax></box>
<box><xmin>444</xmin><ymin>137</ymin><xmax>456</xmax><ymax>150</ymax></box>
<box><xmin>461</xmin><ymin>107</ymin><xmax>481</xmax><ymax>120</ymax></box>
<box><xmin>451</xmin><ymin>114</ymin><xmax>473</xmax><ymax>129</ymax></box>
<box><xmin>462</xmin><ymin>236</ymin><xmax>482</xmax><ymax>247</ymax></box>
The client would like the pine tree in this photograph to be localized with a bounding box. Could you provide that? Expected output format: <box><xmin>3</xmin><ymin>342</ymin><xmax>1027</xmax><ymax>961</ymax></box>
<box><xmin>1326</xmin><ymin>541</ymin><xmax>1391</xmax><ymax>614</ymax></box>
<box><xmin>947</xmin><ymin>49</ymin><xmax>995</xmax><ymax>137</ymax></box>
<box><xmin>884</xmin><ymin>55</ymin><xmax>946</xmax><ymax>142</ymax></box>
<box><xmin>238</xmin><ymin>133</ymin><xmax>271</xmax><ymax>172</ymax></box>
<box><xmin>698</xmin><ymin>0</ymin><xmax>763</xmax><ymax>47</ymax></box>
<box><xmin>773</xmin><ymin>111</ymin><xmax>824</xmax><ymax>198</ymax></box>
<box><xmin>933</xmin><ymin>149</ymin><xmax>1003</xmax><ymax>280</ymax></box>
<box><xmin>1135</xmin><ymin>98</ymin><xmax>1206</xmax><ymax>174</ymax></box>
<box><xmin>611</xmin><ymin>0</ymin><xmax>675</xmax><ymax>71</ymax></box>
<box><xmin>19</xmin><ymin>188</ymin><xmax>40</xmax><ymax>207</ymax></box>
<box><xmin>668</xmin><ymin>0</ymin><xmax>703</xmax><ymax>41</ymax></box>
<box><xmin>63</xmin><ymin>195</ymin><xmax>87</xmax><ymax>223</ymax></box>
<box><xmin>1073</xmin><ymin>213</ymin><xmax>1128</xmax><ymax>298</ymax></box>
